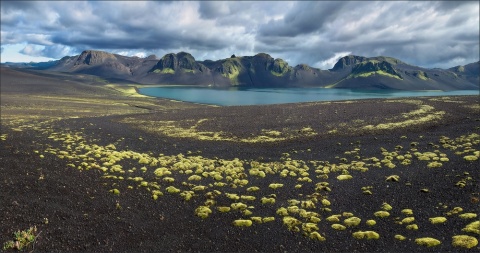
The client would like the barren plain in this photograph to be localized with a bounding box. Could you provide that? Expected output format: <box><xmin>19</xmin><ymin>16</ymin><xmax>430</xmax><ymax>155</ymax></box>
<box><xmin>1</xmin><ymin>67</ymin><xmax>479</xmax><ymax>252</ymax></box>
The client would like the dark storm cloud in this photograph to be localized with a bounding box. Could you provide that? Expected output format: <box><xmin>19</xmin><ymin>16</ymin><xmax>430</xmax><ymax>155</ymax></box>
<box><xmin>254</xmin><ymin>1</ymin><xmax>479</xmax><ymax>68</ymax></box>
<box><xmin>259</xmin><ymin>1</ymin><xmax>346</xmax><ymax>37</ymax></box>
<box><xmin>1</xmin><ymin>1</ymin><xmax>478</xmax><ymax>69</ymax></box>
<box><xmin>198</xmin><ymin>1</ymin><xmax>230</xmax><ymax>19</ymax></box>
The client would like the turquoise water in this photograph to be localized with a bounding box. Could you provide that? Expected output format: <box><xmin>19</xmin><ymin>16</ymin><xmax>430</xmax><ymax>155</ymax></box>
<box><xmin>139</xmin><ymin>86</ymin><xmax>479</xmax><ymax>106</ymax></box>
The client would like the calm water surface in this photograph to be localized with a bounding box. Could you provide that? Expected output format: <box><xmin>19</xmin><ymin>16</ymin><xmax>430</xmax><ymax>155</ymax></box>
<box><xmin>139</xmin><ymin>86</ymin><xmax>479</xmax><ymax>106</ymax></box>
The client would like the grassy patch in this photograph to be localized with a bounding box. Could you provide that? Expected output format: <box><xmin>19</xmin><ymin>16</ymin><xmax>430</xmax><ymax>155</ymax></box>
<box><xmin>2</xmin><ymin>226</ymin><xmax>38</xmax><ymax>251</ymax></box>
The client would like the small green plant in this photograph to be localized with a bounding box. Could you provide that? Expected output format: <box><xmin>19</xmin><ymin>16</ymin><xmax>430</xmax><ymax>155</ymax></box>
<box><xmin>3</xmin><ymin>226</ymin><xmax>38</xmax><ymax>251</ymax></box>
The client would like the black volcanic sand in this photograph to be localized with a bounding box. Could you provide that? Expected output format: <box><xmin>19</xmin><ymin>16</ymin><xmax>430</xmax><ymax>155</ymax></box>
<box><xmin>1</xmin><ymin>67</ymin><xmax>479</xmax><ymax>252</ymax></box>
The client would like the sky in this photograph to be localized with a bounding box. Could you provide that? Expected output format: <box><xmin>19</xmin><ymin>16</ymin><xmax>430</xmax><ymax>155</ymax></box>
<box><xmin>1</xmin><ymin>1</ymin><xmax>479</xmax><ymax>69</ymax></box>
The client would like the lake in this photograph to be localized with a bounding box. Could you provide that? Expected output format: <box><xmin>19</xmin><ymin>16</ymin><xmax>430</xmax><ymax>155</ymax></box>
<box><xmin>138</xmin><ymin>86</ymin><xmax>479</xmax><ymax>106</ymax></box>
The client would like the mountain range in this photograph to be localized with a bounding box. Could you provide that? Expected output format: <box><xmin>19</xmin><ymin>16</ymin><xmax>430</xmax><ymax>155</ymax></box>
<box><xmin>3</xmin><ymin>50</ymin><xmax>479</xmax><ymax>90</ymax></box>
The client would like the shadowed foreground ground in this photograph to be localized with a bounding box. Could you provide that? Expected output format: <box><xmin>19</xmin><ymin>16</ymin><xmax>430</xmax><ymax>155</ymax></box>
<box><xmin>1</xmin><ymin>67</ymin><xmax>479</xmax><ymax>252</ymax></box>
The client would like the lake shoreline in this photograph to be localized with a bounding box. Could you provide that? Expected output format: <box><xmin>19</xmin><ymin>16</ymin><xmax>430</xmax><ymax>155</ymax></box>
<box><xmin>138</xmin><ymin>85</ymin><xmax>479</xmax><ymax>106</ymax></box>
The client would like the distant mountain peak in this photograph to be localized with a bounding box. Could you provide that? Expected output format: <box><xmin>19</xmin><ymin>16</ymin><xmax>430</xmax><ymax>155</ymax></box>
<box><xmin>76</xmin><ymin>50</ymin><xmax>116</xmax><ymax>65</ymax></box>
<box><xmin>150</xmin><ymin>52</ymin><xmax>208</xmax><ymax>74</ymax></box>
<box><xmin>331</xmin><ymin>55</ymin><xmax>368</xmax><ymax>71</ymax></box>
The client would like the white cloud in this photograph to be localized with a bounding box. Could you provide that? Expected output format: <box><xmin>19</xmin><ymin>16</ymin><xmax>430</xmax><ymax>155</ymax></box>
<box><xmin>19</xmin><ymin>44</ymin><xmax>43</xmax><ymax>57</ymax></box>
<box><xmin>314</xmin><ymin>52</ymin><xmax>352</xmax><ymax>70</ymax></box>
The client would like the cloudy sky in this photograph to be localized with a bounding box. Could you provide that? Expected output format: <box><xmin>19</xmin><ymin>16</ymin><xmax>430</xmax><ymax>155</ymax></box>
<box><xmin>1</xmin><ymin>1</ymin><xmax>478</xmax><ymax>69</ymax></box>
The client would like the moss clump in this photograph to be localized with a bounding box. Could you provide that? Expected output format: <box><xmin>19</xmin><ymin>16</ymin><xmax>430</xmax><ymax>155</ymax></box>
<box><xmin>240</xmin><ymin>195</ymin><xmax>256</xmax><ymax>201</ymax></box>
<box><xmin>374</xmin><ymin>211</ymin><xmax>390</xmax><ymax>218</ymax></box>
<box><xmin>429</xmin><ymin>217</ymin><xmax>447</xmax><ymax>224</ymax></box>
<box><xmin>352</xmin><ymin>231</ymin><xmax>380</xmax><ymax>240</ymax></box>
<box><xmin>195</xmin><ymin>206</ymin><xmax>212</xmax><ymax>219</ymax></box>
<box><xmin>110</xmin><ymin>189</ymin><xmax>120</xmax><ymax>195</ymax></box>
<box><xmin>344</xmin><ymin>217</ymin><xmax>361</xmax><ymax>227</ymax></box>
<box><xmin>463</xmin><ymin>155</ymin><xmax>478</xmax><ymax>161</ymax></box>
<box><xmin>321</xmin><ymin>199</ymin><xmax>331</xmax><ymax>206</ymax></box>
<box><xmin>251</xmin><ymin>217</ymin><xmax>263</xmax><ymax>224</ymax></box>
<box><xmin>249</xmin><ymin>168</ymin><xmax>266</xmax><ymax>178</ymax></box>
<box><xmin>395</xmin><ymin>234</ymin><xmax>407</xmax><ymax>241</ymax></box>
<box><xmin>226</xmin><ymin>193</ymin><xmax>240</xmax><ymax>200</ymax></box>
<box><xmin>246</xmin><ymin>186</ymin><xmax>260</xmax><ymax>192</ymax></box>
<box><xmin>401</xmin><ymin>217</ymin><xmax>415</xmax><ymax>224</ymax></box>
<box><xmin>163</xmin><ymin>177</ymin><xmax>175</xmax><ymax>183</ymax></box>
<box><xmin>462</xmin><ymin>221</ymin><xmax>479</xmax><ymax>235</ymax></box>
<box><xmin>326</xmin><ymin>215</ymin><xmax>341</xmax><ymax>223</ymax></box>
<box><xmin>269</xmin><ymin>183</ymin><xmax>284</xmax><ymax>189</ymax></box>
<box><xmin>382</xmin><ymin>202</ymin><xmax>393</xmax><ymax>211</ymax></box>
<box><xmin>337</xmin><ymin>174</ymin><xmax>353</xmax><ymax>180</ymax></box>
<box><xmin>283</xmin><ymin>216</ymin><xmax>302</xmax><ymax>232</ymax></box>
<box><xmin>366</xmin><ymin>220</ymin><xmax>377</xmax><ymax>226</ymax></box>
<box><xmin>232</xmin><ymin>219</ymin><xmax>253</xmax><ymax>227</ymax></box>
<box><xmin>427</xmin><ymin>161</ymin><xmax>443</xmax><ymax>168</ymax></box>
<box><xmin>276</xmin><ymin>207</ymin><xmax>289</xmax><ymax>216</ymax></box>
<box><xmin>154</xmin><ymin>167</ymin><xmax>171</xmax><ymax>177</ymax></box>
<box><xmin>166</xmin><ymin>186</ymin><xmax>181</xmax><ymax>194</ymax></box>
<box><xmin>301</xmin><ymin>200</ymin><xmax>316</xmax><ymax>209</ymax></box>
<box><xmin>332</xmin><ymin>224</ymin><xmax>346</xmax><ymax>230</ymax></box>
<box><xmin>217</xmin><ymin>206</ymin><xmax>231</xmax><ymax>213</ymax></box>
<box><xmin>309</xmin><ymin>231</ymin><xmax>326</xmax><ymax>241</ymax></box>
<box><xmin>302</xmin><ymin>223</ymin><xmax>319</xmax><ymax>233</ymax></box>
<box><xmin>231</xmin><ymin>202</ymin><xmax>248</xmax><ymax>210</ymax></box>
<box><xmin>446</xmin><ymin>207</ymin><xmax>463</xmax><ymax>216</ymax></box>
<box><xmin>261</xmin><ymin>197</ymin><xmax>276</xmax><ymax>204</ymax></box>
<box><xmin>188</xmin><ymin>175</ymin><xmax>202</xmax><ymax>181</ymax></box>
<box><xmin>406</xmin><ymin>224</ymin><xmax>419</xmax><ymax>230</ymax></box>
<box><xmin>152</xmin><ymin>190</ymin><xmax>163</xmax><ymax>200</ymax></box>
<box><xmin>401</xmin><ymin>209</ymin><xmax>413</xmax><ymax>215</ymax></box>
<box><xmin>262</xmin><ymin>217</ymin><xmax>275</xmax><ymax>223</ymax></box>
<box><xmin>180</xmin><ymin>191</ymin><xmax>194</xmax><ymax>201</ymax></box>
<box><xmin>415</xmin><ymin>237</ymin><xmax>441</xmax><ymax>247</ymax></box>
<box><xmin>458</xmin><ymin>213</ymin><xmax>477</xmax><ymax>219</ymax></box>
<box><xmin>385</xmin><ymin>175</ymin><xmax>400</xmax><ymax>182</ymax></box>
<box><xmin>452</xmin><ymin>235</ymin><xmax>478</xmax><ymax>249</ymax></box>
<box><xmin>287</xmin><ymin>206</ymin><xmax>300</xmax><ymax>214</ymax></box>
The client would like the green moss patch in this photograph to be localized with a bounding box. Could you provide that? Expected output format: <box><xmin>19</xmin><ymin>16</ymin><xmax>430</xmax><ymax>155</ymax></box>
<box><xmin>232</xmin><ymin>219</ymin><xmax>253</xmax><ymax>227</ymax></box>
<box><xmin>352</xmin><ymin>231</ymin><xmax>380</xmax><ymax>240</ymax></box>
<box><xmin>429</xmin><ymin>217</ymin><xmax>447</xmax><ymax>224</ymax></box>
<box><xmin>332</xmin><ymin>224</ymin><xmax>346</xmax><ymax>230</ymax></box>
<box><xmin>462</xmin><ymin>221</ymin><xmax>480</xmax><ymax>235</ymax></box>
<box><xmin>344</xmin><ymin>217</ymin><xmax>361</xmax><ymax>227</ymax></box>
<box><xmin>415</xmin><ymin>237</ymin><xmax>441</xmax><ymax>247</ymax></box>
<box><xmin>337</xmin><ymin>174</ymin><xmax>353</xmax><ymax>180</ymax></box>
<box><xmin>452</xmin><ymin>235</ymin><xmax>478</xmax><ymax>249</ymax></box>
<box><xmin>374</xmin><ymin>211</ymin><xmax>390</xmax><ymax>218</ymax></box>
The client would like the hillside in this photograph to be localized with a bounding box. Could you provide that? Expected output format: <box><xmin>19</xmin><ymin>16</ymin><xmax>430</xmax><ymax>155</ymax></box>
<box><xmin>3</xmin><ymin>50</ymin><xmax>479</xmax><ymax>90</ymax></box>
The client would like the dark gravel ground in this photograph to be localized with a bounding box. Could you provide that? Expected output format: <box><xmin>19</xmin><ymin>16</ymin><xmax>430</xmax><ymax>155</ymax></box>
<box><xmin>1</xmin><ymin>68</ymin><xmax>479</xmax><ymax>252</ymax></box>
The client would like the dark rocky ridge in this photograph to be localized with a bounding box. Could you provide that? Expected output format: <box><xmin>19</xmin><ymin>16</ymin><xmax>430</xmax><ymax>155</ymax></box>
<box><xmin>2</xmin><ymin>50</ymin><xmax>479</xmax><ymax>90</ymax></box>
